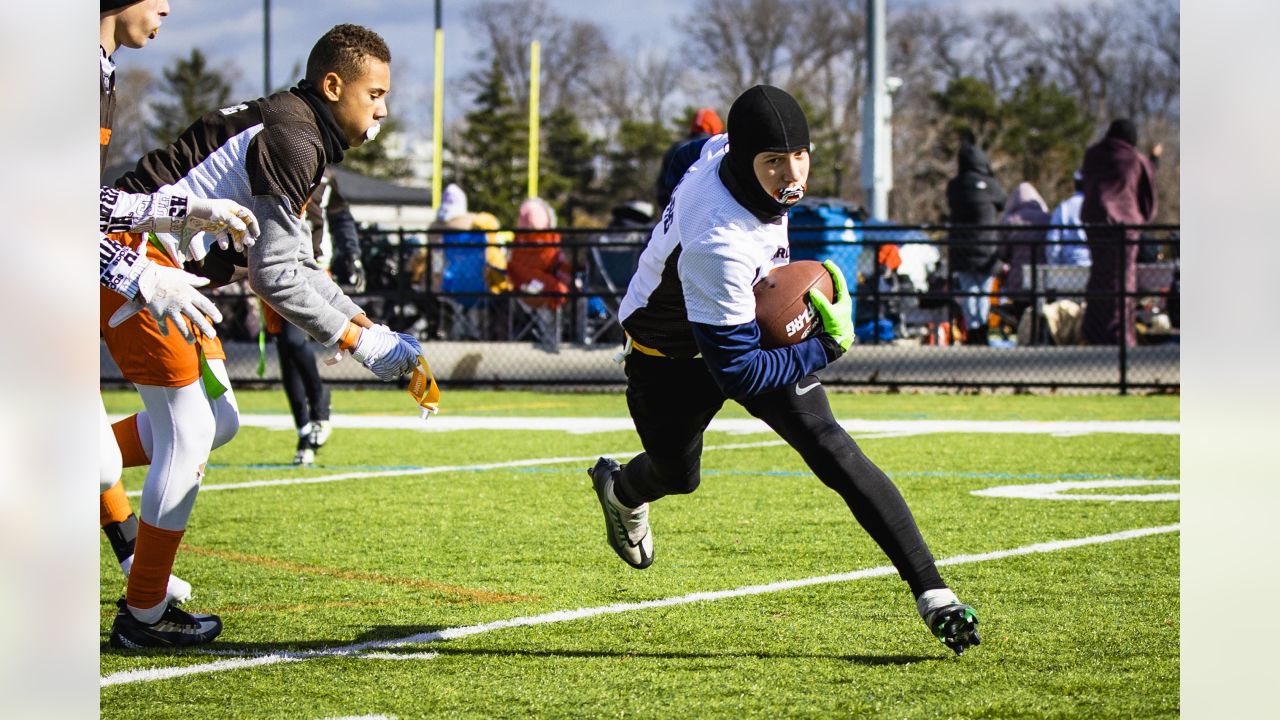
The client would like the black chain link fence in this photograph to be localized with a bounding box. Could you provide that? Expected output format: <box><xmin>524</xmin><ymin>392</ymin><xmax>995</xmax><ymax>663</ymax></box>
<box><xmin>101</xmin><ymin>222</ymin><xmax>1179</xmax><ymax>394</ymax></box>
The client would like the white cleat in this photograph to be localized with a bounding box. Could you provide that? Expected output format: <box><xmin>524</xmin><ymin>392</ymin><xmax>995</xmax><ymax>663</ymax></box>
<box><xmin>311</xmin><ymin>420</ymin><xmax>332</xmax><ymax>448</ymax></box>
<box><xmin>588</xmin><ymin>457</ymin><xmax>653</xmax><ymax>569</ymax></box>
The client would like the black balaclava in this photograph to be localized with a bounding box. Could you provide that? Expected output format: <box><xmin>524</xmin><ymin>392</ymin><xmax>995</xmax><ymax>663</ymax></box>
<box><xmin>1105</xmin><ymin>118</ymin><xmax>1138</xmax><ymax>147</ymax></box>
<box><xmin>719</xmin><ymin>84</ymin><xmax>810</xmax><ymax>222</ymax></box>
<box><xmin>101</xmin><ymin>1</ymin><xmax>143</xmax><ymax>11</ymax></box>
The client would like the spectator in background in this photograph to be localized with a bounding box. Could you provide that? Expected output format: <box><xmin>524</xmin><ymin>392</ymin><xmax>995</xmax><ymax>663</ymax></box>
<box><xmin>1046</xmin><ymin>170</ymin><xmax>1090</xmax><ymax>267</ymax></box>
<box><xmin>428</xmin><ymin>183</ymin><xmax>511</xmax><ymax>338</ymax></box>
<box><xmin>655</xmin><ymin>107</ymin><xmax>724</xmax><ymax>211</ymax></box>
<box><xmin>946</xmin><ymin>143</ymin><xmax>1006</xmax><ymax>345</ymax></box>
<box><xmin>1080</xmin><ymin>118</ymin><xmax>1157</xmax><ymax>347</ymax></box>
<box><xmin>264</xmin><ymin>167</ymin><xmax>358</xmax><ymax>465</ymax></box>
<box><xmin>997</xmin><ymin>182</ymin><xmax>1051</xmax><ymax>323</ymax></box>
<box><xmin>508</xmin><ymin>197</ymin><xmax>570</xmax><ymax>310</ymax></box>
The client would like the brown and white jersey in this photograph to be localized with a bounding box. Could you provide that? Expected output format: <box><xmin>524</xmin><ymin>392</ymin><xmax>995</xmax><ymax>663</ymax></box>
<box><xmin>114</xmin><ymin>87</ymin><xmax>362</xmax><ymax>346</ymax></box>
<box><xmin>117</xmin><ymin>89</ymin><xmax>329</xmax><ymax>273</ymax></box>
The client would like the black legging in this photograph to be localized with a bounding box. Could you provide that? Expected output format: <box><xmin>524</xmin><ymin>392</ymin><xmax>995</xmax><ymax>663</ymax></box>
<box><xmin>274</xmin><ymin>321</ymin><xmax>330</xmax><ymax>430</ymax></box>
<box><xmin>616</xmin><ymin>352</ymin><xmax>946</xmax><ymax>597</ymax></box>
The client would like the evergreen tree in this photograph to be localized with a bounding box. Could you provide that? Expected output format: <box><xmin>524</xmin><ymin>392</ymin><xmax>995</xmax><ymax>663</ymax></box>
<box><xmin>602</xmin><ymin>119</ymin><xmax>670</xmax><ymax>212</ymax></box>
<box><xmin>540</xmin><ymin>105</ymin><xmax>603</xmax><ymax>225</ymax></box>
<box><xmin>453</xmin><ymin>59</ymin><xmax>527</xmax><ymax>226</ymax></box>
<box><xmin>1001</xmin><ymin>76</ymin><xmax>1094</xmax><ymax>202</ymax></box>
<box><xmin>930</xmin><ymin>76</ymin><xmax>1003</xmax><ymax>157</ymax></box>
<box><xmin>148</xmin><ymin>48</ymin><xmax>233</xmax><ymax>147</ymax></box>
<box><xmin>341</xmin><ymin>114</ymin><xmax>414</xmax><ymax>182</ymax></box>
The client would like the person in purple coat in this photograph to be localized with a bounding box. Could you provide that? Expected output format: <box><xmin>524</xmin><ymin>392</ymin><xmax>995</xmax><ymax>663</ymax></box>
<box><xmin>1080</xmin><ymin>119</ymin><xmax>1158</xmax><ymax>346</ymax></box>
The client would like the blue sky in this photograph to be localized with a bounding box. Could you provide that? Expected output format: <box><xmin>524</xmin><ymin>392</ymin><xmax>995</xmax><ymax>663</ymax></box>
<box><xmin>114</xmin><ymin>0</ymin><xmax>1074</xmax><ymax>134</ymax></box>
<box><xmin>114</xmin><ymin>0</ymin><xmax>688</xmax><ymax>130</ymax></box>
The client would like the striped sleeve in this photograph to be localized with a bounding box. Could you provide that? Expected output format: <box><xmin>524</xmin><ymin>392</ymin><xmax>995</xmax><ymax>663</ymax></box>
<box><xmin>99</xmin><ymin>235</ymin><xmax>149</xmax><ymax>299</ymax></box>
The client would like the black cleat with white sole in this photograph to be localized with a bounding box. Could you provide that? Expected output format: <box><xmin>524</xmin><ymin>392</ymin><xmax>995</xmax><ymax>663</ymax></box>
<box><xmin>108</xmin><ymin>597</ymin><xmax>223</xmax><ymax>649</ymax></box>
<box><xmin>588</xmin><ymin>457</ymin><xmax>653</xmax><ymax>569</ymax></box>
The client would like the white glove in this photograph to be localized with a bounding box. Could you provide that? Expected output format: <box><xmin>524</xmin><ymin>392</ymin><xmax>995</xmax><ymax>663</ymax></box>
<box><xmin>350</xmin><ymin>324</ymin><xmax>420</xmax><ymax>381</ymax></box>
<box><xmin>185</xmin><ymin>197</ymin><xmax>261</xmax><ymax>255</ymax></box>
<box><xmin>108</xmin><ymin>259</ymin><xmax>222</xmax><ymax>343</ymax></box>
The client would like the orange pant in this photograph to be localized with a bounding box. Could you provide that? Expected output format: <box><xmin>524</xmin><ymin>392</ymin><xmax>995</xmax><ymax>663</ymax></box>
<box><xmin>101</xmin><ymin>232</ymin><xmax>225</xmax><ymax>387</ymax></box>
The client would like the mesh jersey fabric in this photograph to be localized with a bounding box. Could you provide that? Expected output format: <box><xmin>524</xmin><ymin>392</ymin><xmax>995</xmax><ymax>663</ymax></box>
<box><xmin>620</xmin><ymin>135</ymin><xmax>790</xmax><ymax>357</ymax></box>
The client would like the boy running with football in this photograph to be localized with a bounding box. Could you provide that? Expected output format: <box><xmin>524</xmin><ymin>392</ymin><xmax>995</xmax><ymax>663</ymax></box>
<box><xmin>589</xmin><ymin>85</ymin><xmax>980</xmax><ymax>655</ymax></box>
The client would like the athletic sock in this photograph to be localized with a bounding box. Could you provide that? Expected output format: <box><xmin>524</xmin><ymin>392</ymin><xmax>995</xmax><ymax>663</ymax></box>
<box><xmin>111</xmin><ymin>414</ymin><xmax>150</xmax><ymax>468</ymax></box>
<box><xmin>916</xmin><ymin>587</ymin><xmax>960</xmax><ymax>620</ymax></box>
<box><xmin>125</xmin><ymin>520</ymin><xmax>184</xmax><ymax>623</ymax></box>
<box><xmin>100</xmin><ymin>479</ymin><xmax>133</xmax><ymax>526</ymax></box>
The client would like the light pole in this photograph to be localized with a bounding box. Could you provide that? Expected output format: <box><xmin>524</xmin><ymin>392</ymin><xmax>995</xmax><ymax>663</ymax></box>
<box><xmin>263</xmin><ymin>0</ymin><xmax>271</xmax><ymax>95</ymax></box>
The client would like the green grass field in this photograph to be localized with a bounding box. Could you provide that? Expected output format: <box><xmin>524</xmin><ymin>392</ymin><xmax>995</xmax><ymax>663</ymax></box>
<box><xmin>99</xmin><ymin>390</ymin><xmax>1179</xmax><ymax>719</ymax></box>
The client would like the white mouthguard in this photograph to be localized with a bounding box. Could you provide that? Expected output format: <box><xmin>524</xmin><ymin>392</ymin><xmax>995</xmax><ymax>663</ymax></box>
<box><xmin>364</xmin><ymin>122</ymin><xmax>382</xmax><ymax>142</ymax></box>
<box><xmin>777</xmin><ymin>185</ymin><xmax>805</xmax><ymax>204</ymax></box>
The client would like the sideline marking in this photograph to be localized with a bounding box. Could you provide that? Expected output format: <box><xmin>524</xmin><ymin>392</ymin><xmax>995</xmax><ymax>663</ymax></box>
<box><xmin>101</xmin><ymin>524</ymin><xmax>1179</xmax><ymax>687</ymax></box>
<box><xmin>973</xmin><ymin>479</ymin><xmax>1180</xmax><ymax>502</ymax></box>
<box><xmin>109</xmin><ymin>413</ymin><xmax>1181</xmax><ymax>437</ymax></box>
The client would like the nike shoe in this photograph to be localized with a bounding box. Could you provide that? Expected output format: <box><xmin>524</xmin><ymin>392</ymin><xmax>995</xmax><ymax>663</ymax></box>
<box><xmin>108</xmin><ymin>598</ymin><xmax>222</xmax><ymax>649</ymax></box>
<box><xmin>588</xmin><ymin>457</ymin><xmax>653</xmax><ymax>569</ymax></box>
<box><xmin>120</xmin><ymin>556</ymin><xmax>193</xmax><ymax>606</ymax></box>
<box><xmin>293</xmin><ymin>424</ymin><xmax>316</xmax><ymax>466</ymax></box>
<box><xmin>917</xmin><ymin>588</ymin><xmax>981</xmax><ymax>656</ymax></box>
<box><xmin>311</xmin><ymin>420</ymin><xmax>333</xmax><ymax>448</ymax></box>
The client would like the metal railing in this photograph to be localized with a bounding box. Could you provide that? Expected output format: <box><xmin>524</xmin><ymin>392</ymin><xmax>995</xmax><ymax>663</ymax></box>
<box><xmin>100</xmin><ymin>223</ymin><xmax>1179</xmax><ymax>393</ymax></box>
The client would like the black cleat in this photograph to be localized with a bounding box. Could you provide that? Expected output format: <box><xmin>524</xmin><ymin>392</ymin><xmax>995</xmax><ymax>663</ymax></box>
<box><xmin>588</xmin><ymin>457</ymin><xmax>653</xmax><ymax>569</ymax></box>
<box><xmin>108</xmin><ymin>597</ymin><xmax>222</xmax><ymax>649</ymax></box>
<box><xmin>924</xmin><ymin>603</ymin><xmax>981</xmax><ymax>656</ymax></box>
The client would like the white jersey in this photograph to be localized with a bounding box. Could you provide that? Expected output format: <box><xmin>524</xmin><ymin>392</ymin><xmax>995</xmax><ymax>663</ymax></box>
<box><xmin>620</xmin><ymin>135</ymin><xmax>790</xmax><ymax>357</ymax></box>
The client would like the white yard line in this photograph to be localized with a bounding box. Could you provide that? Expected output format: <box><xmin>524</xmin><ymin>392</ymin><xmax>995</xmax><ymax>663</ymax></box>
<box><xmin>109</xmin><ymin>413</ymin><xmax>1181</xmax><ymax>436</ymax></box>
<box><xmin>125</xmin><ymin>440</ymin><xmax>791</xmax><ymax>497</ymax></box>
<box><xmin>116</xmin><ymin>414</ymin><xmax>1179</xmax><ymax>499</ymax></box>
<box><xmin>100</xmin><ymin>523</ymin><xmax>1179</xmax><ymax>688</ymax></box>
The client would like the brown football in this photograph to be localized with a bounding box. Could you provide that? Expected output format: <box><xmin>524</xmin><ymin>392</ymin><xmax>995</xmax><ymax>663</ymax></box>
<box><xmin>753</xmin><ymin>260</ymin><xmax>835</xmax><ymax>349</ymax></box>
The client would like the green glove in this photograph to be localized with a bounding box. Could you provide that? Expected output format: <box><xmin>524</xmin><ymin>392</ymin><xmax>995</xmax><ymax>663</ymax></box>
<box><xmin>808</xmin><ymin>259</ymin><xmax>855</xmax><ymax>354</ymax></box>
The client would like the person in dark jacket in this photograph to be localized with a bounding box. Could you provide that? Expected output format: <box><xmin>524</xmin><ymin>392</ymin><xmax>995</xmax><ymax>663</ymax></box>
<box><xmin>654</xmin><ymin>107</ymin><xmax>723</xmax><ymax>211</ymax></box>
<box><xmin>1080</xmin><ymin>119</ymin><xmax>1158</xmax><ymax>346</ymax></box>
<box><xmin>946</xmin><ymin>143</ymin><xmax>1006</xmax><ymax>345</ymax></box>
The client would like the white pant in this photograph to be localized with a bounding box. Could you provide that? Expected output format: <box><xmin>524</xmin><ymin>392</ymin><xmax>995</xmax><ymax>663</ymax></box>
<box><xmin>130</xmin><ymin>359</ymin><xmax>239</xmax><ymax>530</ymax></box>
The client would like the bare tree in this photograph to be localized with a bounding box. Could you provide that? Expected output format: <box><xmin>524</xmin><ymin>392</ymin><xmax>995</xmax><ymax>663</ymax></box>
<box><xmin>973</xmin><ymin>11</ymin><xmax>1035</xmax><ymax>96</ymax></box>
<box><xmin>684</xmin><ymin>0</ymin><xmax>797</xmax><ymax>101</ymax></box>
<box><xmin>1031</xmin><ymin>2</ymin><xmax>1120</xmax><ymax>122</ymax></box>
<box><xmin>632</xmin><ymin>45</ymin><xmax>686</xmax><ymax>126</ymax></box>
<box><xmin>465</xmin><ymin>0</ymin><xmax>612</xmax><ymax>114</ymax></box>
<box><xmin>104</xmin><ymin>67</ymin><xmax>155</xmax><ymax>172</ymax></box>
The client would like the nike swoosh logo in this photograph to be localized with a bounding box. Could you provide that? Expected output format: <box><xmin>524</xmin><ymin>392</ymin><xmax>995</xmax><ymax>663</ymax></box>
<box><xmin>795</xmin><ymin>381</ymin><xmax>821</xmax><ymax>396</ymax></box>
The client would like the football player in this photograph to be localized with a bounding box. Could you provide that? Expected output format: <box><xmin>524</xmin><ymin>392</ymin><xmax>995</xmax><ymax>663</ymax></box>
<box><xmin>98</xmin><ymin>0</ymin><xmax>262</xmax><ymax>613</ymax></box>
<box><xmin>102</xmin><ymin>23</ymin><xmax>422</xmax><ymax>649</ymax></box>
<box><xmin>589</xmin><ymin>85</ymin><xmax>980</xmax><ymax>655</ymax></box>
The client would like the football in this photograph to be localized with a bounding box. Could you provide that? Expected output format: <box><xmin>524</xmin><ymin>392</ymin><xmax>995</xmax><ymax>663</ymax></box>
<box><xmin>753</xmin><ymin>260</ymin><xmax>835</xmax><ymax>349</ymax></box>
